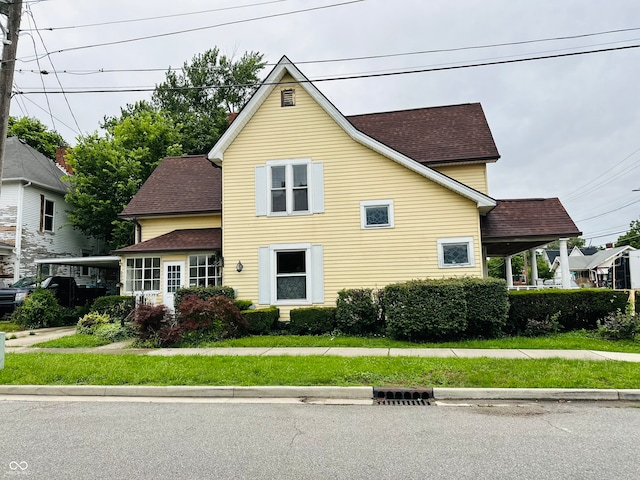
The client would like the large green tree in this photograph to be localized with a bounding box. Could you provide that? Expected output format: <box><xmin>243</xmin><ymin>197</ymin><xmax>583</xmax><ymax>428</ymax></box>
<box><xmin>7</xmin><ymin>116</ymin><xmax>67</xmax><ymax>158</ymax></box>
<box><xmin>616</xmin><ymin>219</ymin><xmax>640</xmax><ymax>249</ymax></box>
<box><xmin>152</xmin><ymin>48</ymin><xmax>266</xmax><ymax>154</ymax></box>
<box><xmin>65</xmin><ymin>109</ymin><xmax>182</xmax><ymax>250</ymax></box>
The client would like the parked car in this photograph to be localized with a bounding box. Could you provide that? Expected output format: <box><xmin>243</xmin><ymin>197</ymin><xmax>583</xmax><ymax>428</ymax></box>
<box><xmin>0</xmin><ymin>276</ymin><xmax>107</xmax><ymax>315</ymax></box>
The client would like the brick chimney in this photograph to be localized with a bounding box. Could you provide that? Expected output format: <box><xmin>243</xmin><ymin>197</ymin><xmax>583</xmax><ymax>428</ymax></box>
<box><xmin>55</xmin><ymin>146</ymin><xmax>73</xmax><ymax>174</ymax></box>
<box><xmin>228</xmin><ymin>112</ymin><xmax>238</xmax><ymax>125</ymax></box>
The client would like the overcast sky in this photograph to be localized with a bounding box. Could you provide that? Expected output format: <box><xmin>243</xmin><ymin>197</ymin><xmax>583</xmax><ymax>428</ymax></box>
<box><xmin>7</xmin><ymin>0</ymin><xmax>640</xmax><ymax>246</ymax></box>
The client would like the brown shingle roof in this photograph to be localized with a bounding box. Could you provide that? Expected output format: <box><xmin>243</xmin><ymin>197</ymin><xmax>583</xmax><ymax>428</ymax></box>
<box><xmin>114</xmin><ymin>228</ymin><xmax>221</xmax><ymax>253</ymax></box>
<box><xmin>120</xmin><ymin>155</ymin><xmax>221</xmax><ymax>217</ymax></box>
<box><xmin>481</xmin><ymin>198</ymin><xmax>581</xmax><ymax>239</ymax></box>
<box><xmin>347</xmin><ymin>103</ymin><xmax>500</xmax><ymax>166</ymax></box>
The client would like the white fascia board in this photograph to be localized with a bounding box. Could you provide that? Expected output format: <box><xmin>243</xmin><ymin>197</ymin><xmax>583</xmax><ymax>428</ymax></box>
<box><xmin>208</xmin><ymin>56</ymin><xmax>496</xmax><ymax>212</ymax></box>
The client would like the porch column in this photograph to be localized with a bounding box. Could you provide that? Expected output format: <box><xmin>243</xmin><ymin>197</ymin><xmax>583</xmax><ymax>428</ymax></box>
<box><xmin>559</xmin><ymin>238</ymin><xmax>571</xmax><ymax>289</ymax></box>
<box><xmin>529</xmin><ymin>248</ymin><xmax>539</xmax><ymax>286</ymax></box>
<box><xmin>482</xmin><ymin>245</ymin><xmax>488</xmax><ymax>278</ymax></box>
<box><xmin>505</xmin><ymin>255</ymin><xmax>514</xmax><ymax>288</ymax></box>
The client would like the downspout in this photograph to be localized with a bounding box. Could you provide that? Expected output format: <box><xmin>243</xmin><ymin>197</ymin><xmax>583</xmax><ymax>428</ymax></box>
<box><xmin>14</xmin><ymin>181</ymin><xmax>31</xmax><ymax>281</ymax></box>
<box><xmin>132</xmin><ymin>218</ymin><xmax>142</xmax><ymax>244</ymax></box>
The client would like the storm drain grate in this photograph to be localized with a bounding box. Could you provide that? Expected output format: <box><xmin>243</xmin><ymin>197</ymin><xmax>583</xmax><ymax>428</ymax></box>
<box><xmin>373</xmin><ymin>387</ymin><xmax>434</xmax><ymax>406</ymax></box>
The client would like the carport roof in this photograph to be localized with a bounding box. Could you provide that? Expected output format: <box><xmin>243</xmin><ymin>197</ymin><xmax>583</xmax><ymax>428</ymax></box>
<box><xmin>114</xmin><ymin>228</ymin><xmax>222</xmax><ymax>254</ymax></box>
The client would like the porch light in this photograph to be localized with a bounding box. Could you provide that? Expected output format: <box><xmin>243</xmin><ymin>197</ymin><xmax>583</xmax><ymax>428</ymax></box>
<box><xmin>236</xmin><ymin>261</ymin><xmax>243</xmax><ymax>273</ymax></box>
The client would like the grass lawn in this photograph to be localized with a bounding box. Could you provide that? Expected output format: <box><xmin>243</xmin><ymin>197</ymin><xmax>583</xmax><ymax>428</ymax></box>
<box><xmin>197</xmin><ymin>331</ymin><xmax>640</xmax><ymax>353</ymax></box>
<box><xmin>0</xmin><ymin>353</ymin><xmax>638</xmax><ymax>388</ymax></box>
<box><xmin>0</xmin><ymin>321</ymin><xmax>24</xmax><ymax>333</ymax></box>
<box><xmin>33</xmin><ymin>334</ymin><xmax>111</xmax><ymax>348</ymax></box>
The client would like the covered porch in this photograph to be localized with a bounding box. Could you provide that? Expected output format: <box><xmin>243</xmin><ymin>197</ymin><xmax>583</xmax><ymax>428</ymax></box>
<box><xmin>480</xmin><ymin>198</ymin><xmax>582</xmax><ymax>289</ymax></box>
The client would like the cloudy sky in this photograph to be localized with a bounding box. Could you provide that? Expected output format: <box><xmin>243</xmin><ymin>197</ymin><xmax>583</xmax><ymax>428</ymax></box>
<box><xmin>6</xmin><ymin>0</ymin><xmax>640</xmax><ymax>246</ymax></box>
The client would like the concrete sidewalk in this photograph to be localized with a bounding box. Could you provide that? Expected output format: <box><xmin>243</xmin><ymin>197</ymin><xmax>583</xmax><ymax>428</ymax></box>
<box><xmin>3</xmin><ymin>325</ymin><xmax>640</xmax><ymax>362</ymax></box>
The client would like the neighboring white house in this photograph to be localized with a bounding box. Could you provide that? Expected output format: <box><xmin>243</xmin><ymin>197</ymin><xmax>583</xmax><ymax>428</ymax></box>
<box><xmin>0</xmin><ymin>137</ymin><xmax>103</xmax><ymax>286</ymax></box>
<box><xmin>549</xmin><ymin>244</ymin><xmax>637</xmax><ymax>288</ymax></box>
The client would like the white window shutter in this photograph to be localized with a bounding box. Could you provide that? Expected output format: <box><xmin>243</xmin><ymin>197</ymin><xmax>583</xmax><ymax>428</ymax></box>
<box><xmin>255</xmin><ymin>166</ymin><xmax>267</xmax><ymax>216</ymax></box>
<box><xmin>311</xmin><ymin>162</ymin><xmax>324</xmax><ymax>214</ymax></box>
<box><xmin>258</xmin><ymin>246</ymin><xmax>271</xmax><ymax>305</ymax></box>
<box><xmin>311</xmin><ymin>244</ymin><xmax>324</xmax><ymax>303</ymax></box>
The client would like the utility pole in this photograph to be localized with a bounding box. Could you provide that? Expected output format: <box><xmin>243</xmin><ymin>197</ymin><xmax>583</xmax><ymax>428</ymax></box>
<box><xmin>0</xmin><ymin>0</ymin><xmax>23</xmax><ymax>191</ymax></box>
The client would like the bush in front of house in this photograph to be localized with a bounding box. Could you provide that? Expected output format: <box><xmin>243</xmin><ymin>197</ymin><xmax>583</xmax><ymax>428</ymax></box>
<box><xmin>242</xmin><ymin>306</ymin><xmax>279</xmax><ymax>335</ymax></box>
<box><xmin>173</xmin><ymin>285</ymin><xmax>236</xmax><ymax>310</ymax></box>
<box><xmin>507</xmin><ymin>289</ymin><xmax>630</xmax><ymax>334</ymax></box>
<box><xmin>12</xmin><ymin>288</ymin><xmax>63</xmax><ymax>329</ymax></box>
<box><xmin>597</xmin><ymin>307</ymin><xmax>640</xmax><ymax>341</ymax></box>
<box><xmin>288</xmin><ymin>307</ymin><xmax>337</xmax><ymax>335</ymax></box>
<box><xmin>94</xmin><ymin>322</ymin><xmax>138</xmax><ymax>343</ymax></box>
<box><xmin>90</xmin><ymin>295</ymin><xmax>136</xmax><ymax>323</ymax></box>
<box><xmin>384</xmin><ymin>279</ymin><xmax>467</xmax><ymax>342</ymax></box>
<box><xmin>132</xmin><ymin>304</ymin><xmax>171</xmax><ymax>342</ymax></box>
<box><xmin>76</xmin><ymin>311</ymin><xmax>111</xmax><ymax>334</ymax></box>
<box><xmin>335</xmin><ymin>288</ymin><xmax>383</xmax><ymax>335</ymax></box>
<box><xmin>456</xmin><ymin>277</ymin><xmax>509</xmax><ymax>339</ymax></box>
<box><xmin>234</xmin><ymin>300</ymin><xmax>254</xmax><ymax>311</ymax></box>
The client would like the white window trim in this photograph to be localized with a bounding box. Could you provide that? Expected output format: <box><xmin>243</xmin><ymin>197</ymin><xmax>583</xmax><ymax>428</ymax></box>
<box><xmin>125</xmin><ymin>256</ymin><xmax>161</xmax><ymax>294</ymax></box>
<box><xmin>437</xmin><ymin>237</ymin><xmax>475</xmax><ymax>268</ymax></box>
<box><xmin>188</xmin><ymin>253</ymin><xmax>223</xmax><ymax>287</ymax></box>
<box><xmin>360</xmin><ymin>199</ymin><xmax>394</xmax><ymax>229</ymax></box>
<box><xmin>266</xmin><ymin>158</ymin><xmax>312</xmax><ymax>216</ymax></box>
<box><xmin>41</xmin><ymin>196</ymin><xmax>55</xmax><ymax>233</ymax></box>
<box><xmin>270</xmin><ymin>243</ymin><xmax>312</xmax><ymax>306</ymax></box>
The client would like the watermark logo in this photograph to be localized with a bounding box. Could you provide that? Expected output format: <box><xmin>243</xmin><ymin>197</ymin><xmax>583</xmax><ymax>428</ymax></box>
<box><xmin>6</xmin><ymin>461</ymin><xmax>29</xmax><ymax>476</ymax></box>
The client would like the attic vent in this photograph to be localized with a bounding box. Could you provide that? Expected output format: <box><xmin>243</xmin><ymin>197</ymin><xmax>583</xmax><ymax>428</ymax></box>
<box><xmin>281</xmin><ymin>88</ymin><xmax>296</xmax><ymax>107</ymax></box>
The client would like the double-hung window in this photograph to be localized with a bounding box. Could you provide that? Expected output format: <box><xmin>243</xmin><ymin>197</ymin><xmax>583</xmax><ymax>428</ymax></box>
<box><xmin>258</xmin><ymin>243</ymin><xmax>324</xmax><ymax>305</ymax></box>
<box><xmin>255</xmin><ymin>159</ymin><xmax>324</xmax><ymax>216</ymax></box>
<box><xmin>437</xmin><ymin>237</ymin><xmax>475</xmax><ymax>268</ymax></box>
<box><xmin>125</xmin><ymin>257</ymin><xmax>160</xmax><ymax>291</ymax></box>
<box><xmin>269</xmin><ymin>161</ymin><xmax>309</xmax><ymax>215</ymax></box>
<box><xmin>40</xmin><ymin>195</ymin><xmax>54</xmax><ymax>233</ymax></box>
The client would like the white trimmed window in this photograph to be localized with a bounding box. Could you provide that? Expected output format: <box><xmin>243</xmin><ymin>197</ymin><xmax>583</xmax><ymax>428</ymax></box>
<box><xmin>125</xmin><ymin>257</ymin><xmax>160</xmax><ymax>291</ymax></box>
<box><xmin>360</xmin><ymin>200</ymin><xmax>394</xmax><ymax>229</ymax></box>
<box><xmin>258</xmin><ymin>243</ymin><xmax>324</xmax><ymax>305</ymax></box>
<box><xmin>437</xmin><ymin>237</ymin><xmax>475</xmax><ymax>268</ymax></box>
<box><xmin>255</xmin><ymin>159</ymin><xmax>324</xmax><ymax>217</ymax></box>
<box><xmin>188</xmin><ymin>254</ymin><xmax>222</xmax><ymax>287</ymax></box>
<box><xmin>40</xmin><ymin>195</ymin><xmax>54</xmax><ymax>233</ymax></box>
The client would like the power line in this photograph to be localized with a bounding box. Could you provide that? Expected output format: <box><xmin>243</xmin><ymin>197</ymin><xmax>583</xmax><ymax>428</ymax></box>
<box><xmin>25</xmin><ymin>3</ymin><xmax>82</xmax><ymax>134</ymax></box>
<box><xmin>22</xmin><ymin>0</ymin><xmax>296</xmax><ymax>30</ymax></box>
<box><xmin>18</xmin><ymin>92</ymin><xmax>81</xmax><ymax>135</ymax></box>
<box><xmin>576</xmin><ymin>197</ymin><xmax>640</xmax><ymax>223</ymax></box>
<box><xmin>15</xmin><ymin>0</ymin><xmax>366</xmax><ymax>63</ymax></box>
<box><xmin>12</xmin><ymin>43</ymin><xmax>640</xmax><ymax>95</ymax></box>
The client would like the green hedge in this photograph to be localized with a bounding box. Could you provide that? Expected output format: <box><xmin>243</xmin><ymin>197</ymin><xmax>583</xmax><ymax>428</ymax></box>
<box><xmin>384</xmin><ymin>279</ymin><xmax>467</xmax><ymax>342</ymax></box>
<box><xmin>335</xmin><ymin>288</ymin><xmax>382</xmax><ymax>335</ymax></box>
<box><xmin>289</xmin><ymin>307</ymin><xmax>337</xmax><ymax>335</ymax></box>
<box><xmin>242</xmin><ymin>307</ymin><xmax>279</xmax><ymax>335</ymax></box>
<box><xmin>507</xmin><ymin>289</ymin><xmax>630</xmax><ymax>334</ymax></box>
<box><xmin>174</xmin><ymin>286</ymin><xmax>236</xmax><ymax>310</ymax></box>
<box><xmin>457</xmin><ymin>277</ymin><xmax>509</xmax><ymax>338</ymax></box>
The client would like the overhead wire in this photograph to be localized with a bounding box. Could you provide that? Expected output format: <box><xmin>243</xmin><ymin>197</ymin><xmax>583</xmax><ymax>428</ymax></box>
<box><xmin>25</xmin><ymin>3</ymin><xmax>83</xmax><ymax>134</ymax></box>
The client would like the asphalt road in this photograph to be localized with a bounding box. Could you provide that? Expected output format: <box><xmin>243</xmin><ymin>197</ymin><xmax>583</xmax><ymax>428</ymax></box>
<box><xmin>1</xmin><ymin>399</ymin><xmax>639</xmax><ymax>479</ymax></box>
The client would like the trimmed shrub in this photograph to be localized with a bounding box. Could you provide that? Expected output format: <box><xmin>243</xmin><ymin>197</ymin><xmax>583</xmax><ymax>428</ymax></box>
<box><xmin>77</xmin><ymin>311</ymin><xmax>111</xmax><ymax>335</ymax></box>
<box><xmin>508</xmin><ymin>289</ymin><xmax>630</xmax><ymax>334</ymax></box>
<box><xmin>457</xmin><ymin>277</ymin><xmax>509</xmax><ymax>338</ymax></box>
<box><xmin>90</xmin><ymin>296</ymin><xmax>135</xmax><ymax>323</ymax></box>
<box><xmin>173</xmin><ymin>286</ymin><xmax>236</xmax><ymax>310</ymax></box>
<box><xmin>523</xmin><ymin>312</ymin><xmax>561</xmax><ymax>337</ymax></box>
<box><xmin>384</xmin><ymin>279</ymin><xmax>467</xmax><ymax>342</ymax></box>
<box><xmin>289</xmin><ymin>307</ymin><xmax>337</xmax><ymax>335</ymax></box>
<box><xmin>61</xmin><ymin>305</ymin><xmax>89</xmax><ymax>326</ymax></box>
<box><xmin>242</xmin><ymin>307</ymin><xmax>279</xmax><ymax>335</ymax></box>
<box><xmin>234</xmin><ymin>300</ymin><xmax>254</xmax><ymax>311</ymax></box>
<box><xmin>94</xmin><ymin>322</ymin><xmax>137</xmax><ymax>343</ymax></box>
<box><xmin>12</xmin><ymin>288</ymin><xmax>63</xmax><ymax>329</ymax></box>
<box><xmin>335</xmin><ymin>289</ymin><xmax>382</xmax><ymax>335</ymax></box>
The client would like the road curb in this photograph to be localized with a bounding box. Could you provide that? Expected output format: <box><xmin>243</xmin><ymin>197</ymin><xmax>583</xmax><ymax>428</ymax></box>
<box><xmin>0</xmin><ymin>385</ymin><xmax>374</xmax><ymax>399</ymax></box>
<box><xmin>433</xmin><ymin>388</ymin><xmax>640</xmax><ymax>401</ymax></box>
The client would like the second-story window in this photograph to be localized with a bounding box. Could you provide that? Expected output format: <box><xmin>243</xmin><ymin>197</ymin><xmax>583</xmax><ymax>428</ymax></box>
<box><xmin>40</xmin><ymin>196</ymin><xmax>54</xmax><ymax>233</ymax></box>
<box><xmin>269</xmin><ymin>161</ymin><xmax>309</xmax><ymax>215</ymax></box>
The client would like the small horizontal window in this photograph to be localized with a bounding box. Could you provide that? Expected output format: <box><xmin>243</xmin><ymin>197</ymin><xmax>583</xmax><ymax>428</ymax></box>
<box><xmin>437</xmin><ymin>237</ymin><xmax>475</xmax><ymax>268</ymax></box>
<box><xmin>360</xmin><ymin>200</ymin><xmax>394</xmax><ymax>229</ymax></box>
